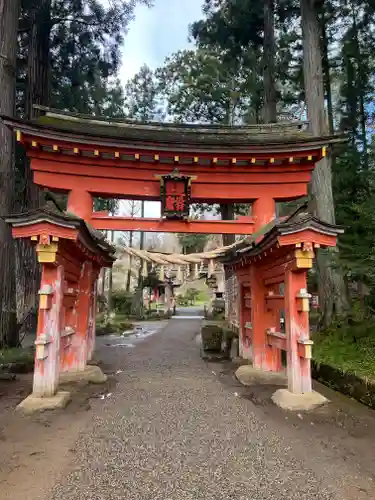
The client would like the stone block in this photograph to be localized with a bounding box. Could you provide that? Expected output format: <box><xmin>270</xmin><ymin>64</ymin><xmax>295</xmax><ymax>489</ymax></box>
<box><xmin>272</xmin><ymin>388</ymin><xmax>329</xmax><ymax>411</ymax></box>
<box><xmin>235</xmin><ymin>365</ymin><xmax>287</xmax><ymax>387</ymax></box>
<box><xmin>201</xmin><ymin>322</ymin><xmax>223</xmax><ymax>352</ymax></box>
<box><xmin>17</xmin><ymin>391</ymin><xmax>71</xmax><ymax>414</ymax></box>
<box><xmin>59</xmin><ymin>365</ymin><xmax>107</xmax><ymax>385</ymax></box>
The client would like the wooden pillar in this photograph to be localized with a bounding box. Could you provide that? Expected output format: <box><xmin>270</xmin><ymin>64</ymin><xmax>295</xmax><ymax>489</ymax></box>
<box><xmin>264</xmin><ymin>283</ymin><xmax>283</xmax><ymax>372</ymax></box>
<box><xmin>33</xmin><ymin>265</ymin><xmax>64</xmax><ymax>397</ymax></box>
<box><xmin>252</xmin><ymin>197</ymin><xmax>275</xmax><ymax>232</ymax></box>
<box><xmin>250</xmin><ymin>265</ymin><xmax>267</xmax><ymax>370</ymax></box>
<box><xmin>164</xmin><ymin>283</ymin><xmax>172</xmax><ymax>316</ymax></box>
<box><xmin>238</xmin><ymin>278</ymin><xmax>252</xmax><ymax>360</ymax></box>
<box><xmin>65</xmin><ymin>261</ymin><xmax>93</xmax><ymax>372</ymax></box>
<box><xmin>86</xmin><ymin>274</ymin><xmax>98</xmax><ymax>362</ymax></box>
<box><xmin>284</xmin><ymin>266</ymin><xmax>312</xmax><ymax>393</ymax></box>
<box><xmin>67</xmin><ymin>189</ymin><xmax>93</xmax><ymax>221</ymax></box>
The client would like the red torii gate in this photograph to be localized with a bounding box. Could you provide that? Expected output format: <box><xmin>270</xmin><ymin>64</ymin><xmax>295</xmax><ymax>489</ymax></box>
<box><xmin>1</xmin><ymin>107</ymin><xmax>345</xmax><ymax>411</ymax></box>
<box><xmin>1</xmin><ymin>107</ymin><xmax>343</xmax><ymax>234</ymax></box>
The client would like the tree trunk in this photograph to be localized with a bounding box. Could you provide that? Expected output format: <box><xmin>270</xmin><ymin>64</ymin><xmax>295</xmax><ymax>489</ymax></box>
<box><xmin>126</xmin><ymin>230</ymin><xmax>134</xmax><ymax>291</ymax></box>
<box><xmin>0</xmin><ymin>0</ymin><xmax>21</xmax><ymax>347</ymax></box>
<box><xmin>350</xmin><ymin>4</ymin><xmax>368</xmax><ymax>170</ymax></box>
<box><xmin>300</xmin><ymin>0</ymin><xmax>349</xmax><ymax>328</ymax></box>
<box><xmin>16</xmin><ymin>0</ymin><xmax>52</xmax><ymax>331</ymax></box>
<box><xmin>138</xmin><ymin>201</ymin><xmax>145</xmax><ymax>286</ymax></box>
<box><xmin>321</xmin><ymin>16</ymin><xmax>334</xmax><ymax>135</ymax></box>
<box><xmin>107</xmin><ymin>230</ymin><xmax>114</xmax><ymax>313</ymax></box>
<box><xmin>263</xmin><ymin>0</ymin><xmax>277</xmax><ymax>124</ymax></box>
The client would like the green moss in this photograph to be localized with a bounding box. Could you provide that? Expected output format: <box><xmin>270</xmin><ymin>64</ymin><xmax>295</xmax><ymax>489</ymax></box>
<box><xmin>0</xmin><ymin>347</ymin><xmax>35</xmax><ymax>373</ymax></box>
<box><xmin>313</xmin><ymin>319</ymin><xmax>375</xmax><ymax>381</ymax></box>
<box><xmin>96</xmin><ymin>314</ymin><xmax>134</xmax><ymax>336</ymax></box>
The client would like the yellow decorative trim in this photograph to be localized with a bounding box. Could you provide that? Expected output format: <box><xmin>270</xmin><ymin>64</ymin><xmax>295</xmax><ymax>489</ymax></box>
<box><xmin>31</xmin><ymin>141</ymin><xmax>38</xmax><ymax>148</ymax></box>
<box><xmin>52</xmin><ymin>236</ymin><xmax>59</xmax><ymax>242</ymax></box>
<box><xmin>322</xmin><ymin>147</ymin><xmax>327</xmax><ymax>157</ymax></box>
<box><xmin>73</xmin><ymin>147</ymin><xmax>79</xmax><ymax>154</ymax></box>
<box><xmin>94</xmin><ymin>150</ymin><xmax>100</xmax><ymax>156</ymax></box>
<box><xmin>308</xmin><ymin>155</ymin><xmax>313</xmax><ymax>161</ymax></box>
<box><xmin>251</xmin><ymin>158</ymin><xmax>256</xmax><ymax>164</ymax></box>
<box><xmin>174</xmin><ymin>156</ymin><xmax>179</xmax><ymax>162</ymax></box>
<box><xmin>53</xmin><ymin>144</ymin><xmax>59</xmax><ymax>152</ymax></box>
<box><xmin>154</xmin><ymin>154</ymin><xmax>159</xmax><ymax>161</ymax></box>
<box><xmin>300</xmin><ymin>297</ymin><xmax>310</xmax><ymax>312</ymax></box>
<box><xmin>289</xmin><ymin>157</ymin><xmax>294</xmax><ymax>163</ymax></box>
<box><xmin>135</xmin><ymin>153</ymin><xmax>140</xmax><ymax>160</ymax></box>
<box><xmin>16</xmin><ymin>130</ymin><xmax>22</xmax><ymax>142</ymax></box>
<box><xmin>270</xmin><ymin>158</ymin><xmax>275</xmax><ymax>164</ymax></box>
<box><xmin>232</xmin><ymin>158</ymin><xmax>237</xmax><ymax>164</ymax></box>
<box><xmin>36</xmin><ymin>243</ymin><xmax>58</xmax><ymax>263</ymax></box>
<box><xmin>295</xmin><ymin>249</ymin><xmax>314</xmax><ymax>269</ymax></box>
<box><xmin>115</xmin><ymin>151</ymin><xmax>120</xmax><ymax>158</ymax></box>
<box><xmin>193</xmin><ymin>156</ymin><xmax>199</xmax><ymax>163</ymax></box>
<box><xmin>212</xmin><ymin>157</ymin><xmax>217</xmax><ymax>164</ymax></box>
<box><xmin>31</xmin><ymin>235</ymin><xmax>38</xmax><ymax>241</ymax></box>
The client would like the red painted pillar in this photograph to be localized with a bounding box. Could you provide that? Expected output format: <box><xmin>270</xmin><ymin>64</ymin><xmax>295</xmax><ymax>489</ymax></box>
<box><xmin>33</xmin><ymin>265</ymin><xmax>65</xmax><ymax>397</ymax></box>
<box><xmin>238</xmin><ymin>278</ymin><xmax>252</xmax><ymax>359</ymax></box>
<box><xmin>67</xmin><ymin>189</ymin><xmax>93</xmax><ymax>221</ymax></box>
<box><xmin>252</xmin><ymin>197</ymin><xmax>276</xmax><ymax>233</ymax></box>
<box><xmin>250</xmin><ymin>264</ymin><xmax>271</xmax><ymax>370</ymax></box>
<box><xmin>264</xmin><ymin>283</ymin><xmax>283</xmax><ymax>372</ymax></box>
<box><xmin>65</xmin><ymin>261</ymin><xmax>93</xmax><ymax>372</ymax></box>
<box><xmin>284</xmin><ymin>269</ymin><xmax>312</xmax><ymax>393</ymax></box>
<box><xmin>86</xmin><ymin>273</ymin><xmax>98</xmax><ymax>362</ymax></box>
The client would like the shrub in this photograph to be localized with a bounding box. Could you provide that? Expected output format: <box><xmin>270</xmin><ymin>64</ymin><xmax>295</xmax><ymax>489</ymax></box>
<box><xmin>111</xmin><ymin>290</ymin><xmax>133</xmax><ymax>315</ymax></box>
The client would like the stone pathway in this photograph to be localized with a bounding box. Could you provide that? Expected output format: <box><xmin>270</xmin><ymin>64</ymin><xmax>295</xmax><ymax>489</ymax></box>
<box><xmin>46</xmin><ymin>314</ymin><xmax>374</xmax><ymax>500</ymax></box>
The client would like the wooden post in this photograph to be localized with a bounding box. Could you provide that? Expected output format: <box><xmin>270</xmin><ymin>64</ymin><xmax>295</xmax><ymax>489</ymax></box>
<box><xmin>264</xmin><ymin>283</ymin><xmax>283</xmax><ymax>372</ymax></box>
<box><xmin>33</xmin><ymin>264</ymin><xmax>64</xmax><ymax>397</ymax></box>
<box><xmin>251</xmin><ymin>197</ymin><xmax>275</xmax><ymax>232</ymax></box>
<box><xmin>67</xmin><ymin>189</ymin><xmax>93</xmax><ymax>221</ymax></box>
<box><xmin>74</xmin><ymin>261</ymin><xmax>93</xmax><ymax>371</ymax></box>
<box><xmin>164</xmin><ymin>283</ymin><xmax>172</xmax><ymax>316</ymax></box>
<box><xmin>250</xmin><ymin>265</ymin><xmax>272</xmax><ymax>370</ymax></box>
<box><xmin>86</xmin><ymin>274</ymin><xmax>98</xmax><ymax>362</ymax></box>
<box><xmin>62</xmin><ymin>261</ymin><xmax>93</xmax><ymax>373</ymax></box>
<box><xmin>284</xmin><ymin>267</ymin><xmax>312</xmax><ymax>393</ymax></box>
<box><xmin>239</xmin><ymin>278</ymin><xmax>252</xmax><ymax>360</ymax></box>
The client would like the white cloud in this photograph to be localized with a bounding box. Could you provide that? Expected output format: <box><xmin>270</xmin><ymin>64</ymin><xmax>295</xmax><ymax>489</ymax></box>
<box><xmin>120</xmin><ymin>0</ymin><xmax>203</xmax><ymax>84</ymax></box>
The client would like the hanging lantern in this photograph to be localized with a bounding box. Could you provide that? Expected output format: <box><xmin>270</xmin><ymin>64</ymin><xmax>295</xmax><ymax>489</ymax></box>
<box><xmin>159</xmin><ymin>266</ymin><xmax>165</xmax><ymax>281</ymax></box>
<box><xmin>159</xmin><ymin>168</ymin><xmax>192</xmax><ymax>220</ymax></box>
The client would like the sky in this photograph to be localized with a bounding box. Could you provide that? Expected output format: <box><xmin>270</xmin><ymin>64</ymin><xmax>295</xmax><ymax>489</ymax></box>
<box><xmin>120</xmin><ymin>0</ymin><xmax>203</xmax><ymax>84</ymax></box>
<box><xmin>119</xmin><ymin>0</ymin><xmax>204</xmax><ymax>218</ymax></box>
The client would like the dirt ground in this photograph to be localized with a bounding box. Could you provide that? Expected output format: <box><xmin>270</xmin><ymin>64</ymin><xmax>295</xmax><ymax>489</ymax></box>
<box><xmin>1</xmin><ymin>326</ymin><xmax>375</xmax><ymax>499</ymax></box>
<box><xmin>0</xmin><ymin>365</ymin><xmax>116</xmax><ymax>500</ymax></box>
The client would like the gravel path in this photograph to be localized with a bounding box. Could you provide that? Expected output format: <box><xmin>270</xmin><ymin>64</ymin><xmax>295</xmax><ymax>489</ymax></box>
<box><xmin>49</xmin><ymin>315</ymin><xmax>374</xmax><ymax>500</ymax></box>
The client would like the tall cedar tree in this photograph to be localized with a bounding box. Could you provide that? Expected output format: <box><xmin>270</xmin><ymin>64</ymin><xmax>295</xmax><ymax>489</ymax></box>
<box><xmin>0</xmin><ymin>0</ymin><xmax>21</xmax><ymax>347</ymax></box>
<box><xmin>300</xmin><ymin>0</ymin><xmax>349</xmax><ymax>327</ymax></box>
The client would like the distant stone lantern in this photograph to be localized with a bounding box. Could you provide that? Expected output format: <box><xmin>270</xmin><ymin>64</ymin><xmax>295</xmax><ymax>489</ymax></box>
<box><xmin>206</xmin><ymin>275</ymin><xmax>217</xmax><ymax>289</ymax></box>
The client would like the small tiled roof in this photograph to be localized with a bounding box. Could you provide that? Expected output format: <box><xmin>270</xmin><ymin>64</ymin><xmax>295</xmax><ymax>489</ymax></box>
<box><xmin>6</xmin><ymin>205</ymin><xmax>116</xmax><ymax>262</ymax></box>
<box><xmin>218</xmin><ymin>205</ymin><xmax>344</xmax><ymax>264</ymax></box>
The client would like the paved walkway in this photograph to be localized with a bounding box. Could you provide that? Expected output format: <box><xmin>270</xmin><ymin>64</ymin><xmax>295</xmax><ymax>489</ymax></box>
<box><xmin>43</xmin><ymin>314</ymin><xmax>375</xmax><ymax>500</ymax></box>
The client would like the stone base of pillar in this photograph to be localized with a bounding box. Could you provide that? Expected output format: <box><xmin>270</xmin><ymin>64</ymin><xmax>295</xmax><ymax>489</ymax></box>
<box><xmin>272</xmin><ymin>388</ymin><xmax>328</xmax><ymax>411</ymax></box>
<box><xmin>235</xmin><ymin>365</ymin><xmax>287</xmax><ymax>387</ymax></box>
<box><xmin>59</xmin><ymin>365</ymin><xmax>107</xmax><ymax>385</ymax></box>
<box><xmin>16</xmin><ymin>391</ymin><xmax>71</xmax><ymax>414</ymax></box>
